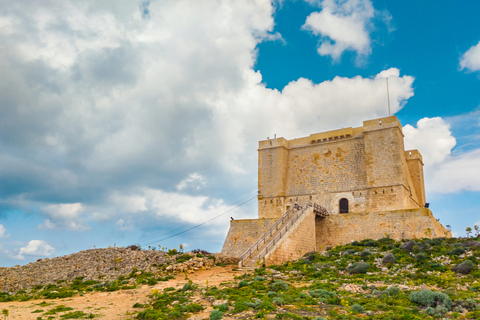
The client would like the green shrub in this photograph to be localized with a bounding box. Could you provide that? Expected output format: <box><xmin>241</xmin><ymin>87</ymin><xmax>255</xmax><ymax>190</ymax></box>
<box><xmin>347</xmin><ymin>262</ymin><xmax>370</xmax><ymax>274</ymax></box>
<box><xmin>269</xmin><ymin>280</ymin><xmax>289</xmax><ymax>292</ymax></box>
<box><xmin>409</xmin><ymin>289</ymin><xmax>452</xmax><ymax>309</ymax></box>
<box><xmin>218</xmin><ymin>303</ymin><xmax>229</xmax><ymax>312</ymax></box>
<box><xmin>309</xmin><ymin>289</ymin><xmax>336</xmax><ymax>299</ymax></box>
<box><xmin>273</xmin><ymin>297</ymin><xmax>285</xmax><ymax>306</ymax></box>
<box><xmin>238</xmin><ymin>280</ymin><xmax>249</xmax><ymax>288</ymax></box>
<box><xmin>175</xmin><ymin>254</ymin><xmax>193</xmax><ymax>264</ymax></box>
<box><xmin>361</xmin><ymin>239</ymin><xmax>377</xmax><ymax>247</ymax></box>
<box><xmin>360</xmin><ymin>249</ymin><xmax>371</xmax><ymax>257</ymax></box>
<box><xmin>382</xmin><ymin>253</ymin><xmax>395</xmax><ymax>264</ymax></box>
<box><xmin>209</xmin><ymin>310</ymin><xmax>223</xmax><ymax>320</ymax></box>
<box><xmin>465</xmin><ymin>298</ymin><xmax>479</xmax><ymax>310</ymax></box>
<box><xmin>384</xmin><ymin>286</ymin><xmax>400</xmax><ymax>296</ymax></box>
<box><xmin>182</xmin><ymin>282</ymin><xmax>195</xmax><ymax>291</ymax></box>
<box><xmin>449</xmin><ymin>247</ymin><xmax>466</xmax><ymax>256</ymax></box>
<box><xmin>350</xmin><ymin>304</ymin><xmax>364</xmax><ymax>314</ymax></box>
<box><xmin>267</xmin><ymin>291</ymin><xmax>277</xmax><ymax>297</ymax></box>
<box><xmin>342</xmin><ymin>249</ymin><xmax>356</xmax><ymax>256</ymax></box>
<box><xmin>452</xmin><ymin>260</ymin><xmax>475</xmax><ymax>274</ymax></box>
<box><xmin>425</xmin><ymin>307</ymin><xmax>435</xmax><ymax>316</ymax></box>
<box><xmin>415</xmin><ymin>252</ymin><xmax>427</xmax><ymax>262</ymax></box>
<box><xmin>183</xmin><ymin>303</ymin><xmax>204</xmax><ymax>312</ymax></box>
<box><xmin>167</xmin><ymin>248</ymin><xmax>178</xmax><ymax>256</ymax></box>
<box><xmin>400</xmin><ymin>240</ymin><xmax>416</xmax><ymax>252</ymax></box>
<box><xmin>435</xmin><ymin>305</ymin><xmax>448</xmax><ymax>317</ymax></box>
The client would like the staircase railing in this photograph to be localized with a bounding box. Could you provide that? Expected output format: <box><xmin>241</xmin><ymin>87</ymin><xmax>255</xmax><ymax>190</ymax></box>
<box><xmin>238</xmin><ymin>202</ymin><xmax>312</xmax><ymax>267</ymax></box>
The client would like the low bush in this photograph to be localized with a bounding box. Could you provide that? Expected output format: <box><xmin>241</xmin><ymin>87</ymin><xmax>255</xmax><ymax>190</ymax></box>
<box><xmin>415</xmin><ymin>252</ymin><xmax>427</xmax><ymax>263</ymax></box>
<box><xmin>269</xmin><ymin>280</ymin><xmax>289</xmax><ymax>292</ymax></box>
<box><xmin>400</xmin><ymin>240</ymin><xmax>416</xmax><ymax>252</ymax></box>
<box><xmin>360</xmin><ymin>249</ymin><xmax>371</xmax><ymax>258</ymax></box>
<box><xmin>209</xmin><ymin>310</ymin><xmax>223</xmax><ymax>320</ymax></box>
<box><xmin>409</xmin><ymin>289</ymin><xmax>452</xmax><ymax>309</ymax></box>
<box><xmin>449</xmin><ymin>247</ymin><xmax>466</xmax><ymax>256</ymax></box>
<box><xmin>382</xmin><ymin>253</ymin><xmax>395</xmax><ymax>264</ymax></box>
<box><xmin>350</xmin><ymin>304</ymin><xmax>364</xmax><ymax>314</ymax></box>
<box><xmin>347</xmin><ymin>262</ymin><xmax>369</xmax><ymax>274</ymax></box>
<box><xmin>452</xmin><ymin>260</ymin><xmax>475</xmax><ymax>274</ymax></box>
<box><xmin>384</xmin><ymin>286</ymin><xmax>400</xmax><ymax>296</ymax></box>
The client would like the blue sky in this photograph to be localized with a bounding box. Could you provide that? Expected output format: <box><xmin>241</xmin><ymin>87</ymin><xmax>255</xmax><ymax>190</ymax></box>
<box><xmin>0</xmin><ymin>0</ymin><xmax>479</xmax><ymax>267</ymax></box>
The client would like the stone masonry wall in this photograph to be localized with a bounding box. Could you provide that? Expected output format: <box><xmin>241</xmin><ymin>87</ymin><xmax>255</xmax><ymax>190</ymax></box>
<box><xmin>315</xmin><ymin>208</ymin><xmax>451</xmax><ymax>250</ymax></box>
<box><xmin>257</xmin><ymin>116</ymin><xmax>423</xmax><ymax>220</ymax></box>
<box><xmin>265</xmin><ymin>210</ymin><xmax>316</xmax><ymax>266</ymax></box>
<box><xmin>220</xmin><ymin>218</ymin><xmax>276</xmax><ymax>258</ymax></box>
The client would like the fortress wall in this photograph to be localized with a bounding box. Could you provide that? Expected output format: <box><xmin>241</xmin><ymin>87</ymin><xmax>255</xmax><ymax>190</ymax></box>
<box><xmin>258</xmin><ymin>139</ymin><xmax>289</xmax><ymax>219</ymax></box>
<box><xmin>265</xmin><ymin>210</ymin><xmax>316</xmax><ymax>266</ymax></box>
<box><xmin>406</xmin><ymin>150</ymin><xmax>426</xmax><ymax>206</ymax></box>
<box><xmin>315</xmin><ymin>208</ymin><xmax>451</xmax><ymax>250</ymax></box>
<box><xmin>220</xmin><ymin>218</ymin><xmax>276</xmax><ymax>258</ymax></box>
<box><xmin>285</xmin><ymin>137</ymin><xmax>367</xmax><ymax>197</ymax></box>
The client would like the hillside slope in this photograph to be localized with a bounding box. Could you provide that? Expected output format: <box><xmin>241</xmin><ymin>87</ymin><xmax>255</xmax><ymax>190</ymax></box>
<box><xmin>1</xmin><ymin>237</ymin><xmax>479</xmax><ymax>319</ymax></box>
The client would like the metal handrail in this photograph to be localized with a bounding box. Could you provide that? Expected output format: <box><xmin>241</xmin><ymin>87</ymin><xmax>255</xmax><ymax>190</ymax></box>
<box><xmin>239</xmin><ymin>202</ymin><xmax>305</xmax><ymax>261</ymax></box>
<box><xmin>239</xmin><ymin>202</ymin><xmax>312</xmax><ymax>266</ymax></box>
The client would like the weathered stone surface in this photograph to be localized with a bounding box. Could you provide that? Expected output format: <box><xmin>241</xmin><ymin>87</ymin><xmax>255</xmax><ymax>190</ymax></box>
<box><xmin>165</xmin><ymin>256</ymin><xmax>214</xmax><ymax>273</ymax></box>
<box><xmin>222</xmin><ymin>116</ymin><xmax>451</xmax><ymax>267</ymax></box>
<box><xmin>214</xmin><ymin>254</ymin><xmax>239</xmax><ymax>265</ymax></box>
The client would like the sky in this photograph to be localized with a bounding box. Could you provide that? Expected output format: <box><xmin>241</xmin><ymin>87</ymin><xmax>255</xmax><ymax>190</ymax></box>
<box><xmin>0</xmin><ymin>0</ymin><xmax>479</xmax><ymax>267</ymax></box>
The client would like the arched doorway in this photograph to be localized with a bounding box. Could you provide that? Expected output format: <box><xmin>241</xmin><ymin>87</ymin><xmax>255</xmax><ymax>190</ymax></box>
<box><xmin>339</xmin><ymin>198</ymin><xmax>349</xmax><ymax>213</ymax></box>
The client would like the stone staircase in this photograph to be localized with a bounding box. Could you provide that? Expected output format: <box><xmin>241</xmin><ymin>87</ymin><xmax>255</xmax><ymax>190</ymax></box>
<box><xmin>238</xmin><ymin>202</ymin><xmax>328</xmax><ymax>268</ymax></box>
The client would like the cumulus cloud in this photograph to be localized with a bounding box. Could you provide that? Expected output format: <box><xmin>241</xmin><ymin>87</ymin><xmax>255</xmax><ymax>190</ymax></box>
<box><xmin>403</xmin><ymin>115</ymin><xmax>480</xmax><ymax>194</ymax></box>
<box><xmin>0</xmin><ymin>1</ymin><xmax>416</xmax><ymax>258</ymax></box>
<box><xmin>460</xmin><ymin>41</ymin><xmax>480</xmax><ymax>72</ymax></box>
<box><xmin>15</xmin><ymin>240</ymin><xmax>55</xmax><ymax>260</ymax></box>
<box><xmin>39</xmin><ymin>203</ymin><xmax>90</xmax><ymax>231</ymax></box>
<box><xmin>302</xmin><ymin>0</ymin><xmax>376</xmax><ymax>60</ymax></box>
<box><xmin>429</xmin><ymin>149</ymin><xmax>480</xmax><ymax>193</ymax></box>
<box><xmin>0</xmin><ymin>224</ymin><xmax>8</xmax><ymax>238</ymax></box>
<box><xmin>403</xmin><ymin>117</ymin><xmax>457</xmax><ymax>166</ymax></box>
<box><xmin>176</xmin><ymin>173</ymin><xmax>206</xmax><ymax>191</ymax></box>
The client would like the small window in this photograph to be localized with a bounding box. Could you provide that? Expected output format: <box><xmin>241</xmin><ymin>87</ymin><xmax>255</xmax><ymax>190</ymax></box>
<box><xmin>339</xmin><ymin>198</ymin><xmax>349</xmax><ymax>214</ymax></box>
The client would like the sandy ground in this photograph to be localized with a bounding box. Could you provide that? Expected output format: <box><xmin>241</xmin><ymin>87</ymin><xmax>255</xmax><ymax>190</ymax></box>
<box><xmin>0</xmin><ymin>265</ymin><xmax>247</xmax><ymax>319</ymax></box>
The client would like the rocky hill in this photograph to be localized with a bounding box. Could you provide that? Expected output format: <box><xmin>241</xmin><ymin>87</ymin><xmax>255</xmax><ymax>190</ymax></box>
<box><xmin>0</xmin><ymin>247</ymin><xmax>220</xmax><ymax>293</ymax></box>
<box><xmin>1</xmin><ymin>237</ymin><xmax>479</xmax><ymax>320</ymax></box>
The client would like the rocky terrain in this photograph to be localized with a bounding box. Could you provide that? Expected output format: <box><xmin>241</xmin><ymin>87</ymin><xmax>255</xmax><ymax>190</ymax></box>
<box><xmin>0</xmin><ymin>247</ymin><xmax>223</xmax><ymax>293</ymax></box>
<box><xmin>0</xmin><ymin>237</ymin><xmax>479</xmax><ymax>319</ymax></box>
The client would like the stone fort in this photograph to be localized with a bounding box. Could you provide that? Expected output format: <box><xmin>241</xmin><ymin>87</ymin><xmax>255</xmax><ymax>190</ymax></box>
<box><xmin>221</xmin><ymin>116</ymin><xmax>451</xmax><ymax>267</ymax></box>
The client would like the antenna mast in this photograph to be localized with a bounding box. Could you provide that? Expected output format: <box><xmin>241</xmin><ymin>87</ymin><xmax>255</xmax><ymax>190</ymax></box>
<box><xmin>386</xmin><ymin>78</ymin><xmax>391</xmax><ymax>116</ymax></box>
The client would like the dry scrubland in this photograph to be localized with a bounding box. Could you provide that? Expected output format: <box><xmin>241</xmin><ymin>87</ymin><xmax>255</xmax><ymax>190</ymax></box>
<box><xmin>1</xmin><ymin>237</ymin><xmax>480</xmax><ymax>319</ymax></box>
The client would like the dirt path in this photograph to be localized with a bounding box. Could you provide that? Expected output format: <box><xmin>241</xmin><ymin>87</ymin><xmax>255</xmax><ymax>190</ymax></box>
<box><xmin>0</xmin><ymin>265</ymin><xmax>245</xmax><ymax>319</ymax></box>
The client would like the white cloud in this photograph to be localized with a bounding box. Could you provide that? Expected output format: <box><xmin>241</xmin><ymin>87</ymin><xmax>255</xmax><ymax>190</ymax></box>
<box><xmin>0</xmin><ymin>1</ymin><xmax>417</xmax><ymax>256</ymax></box>
<box><xmin>15</xmin><ymin>240</ymin><xmax>55</xmax><ymax>260</ymax></box>
<box><xmin>176</xmin><ymin>173</ymin><xmax>206</xmax><ymax>191</ymax></box>
<box><xmin>303</xmin><ymin>0</ymin><xmax>375</xmax><ymax>60</ymax></box>
<box><xmin>403</xmin><ymin>117</ymin><xmax>457</xmax><ymax>165</ymax></box>
<box><xmin>460</xmin><ymin>41</ymin><xmax>480</xmax><ymax>72</ymax></box>
<box><xmin>430</xmin><ymin>149</ymin><xmax>480</xmax><ymax>193</ymax></box>
<box><xmin>39</xmin><ymin>203</ymin><xmax>90</xmax><ymax>231</ymax></box>
<box><xmin>0</xmin><ymin>224</ymin><xmax>9</xmax><ymax>238</ymax></box>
